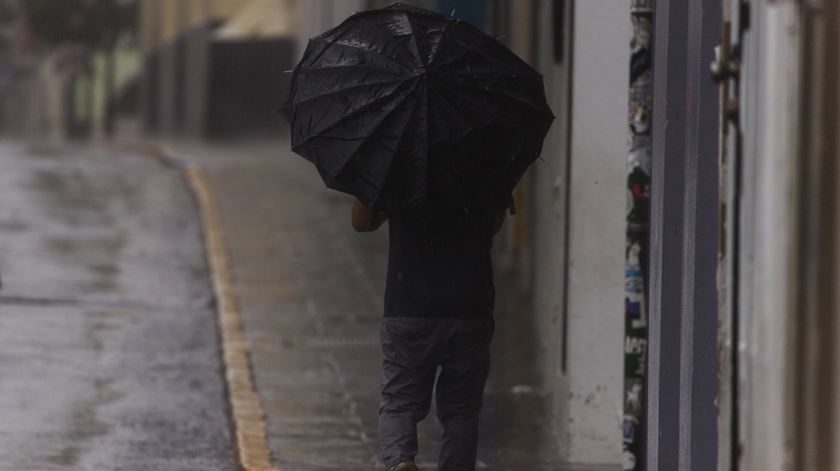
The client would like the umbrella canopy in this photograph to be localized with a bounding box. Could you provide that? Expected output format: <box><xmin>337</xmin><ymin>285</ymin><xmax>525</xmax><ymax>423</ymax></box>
<box><xmin>285</xmin><ymin>2</ymin><xmax>554</xmax><ymax>210</ymax></box>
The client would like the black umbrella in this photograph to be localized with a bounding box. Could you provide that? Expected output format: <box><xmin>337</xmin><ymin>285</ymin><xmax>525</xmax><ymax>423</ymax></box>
<box><xmin>285</xmin><ymin>3</ymin><xmax>554</xmax><ymax>210</ymax></box>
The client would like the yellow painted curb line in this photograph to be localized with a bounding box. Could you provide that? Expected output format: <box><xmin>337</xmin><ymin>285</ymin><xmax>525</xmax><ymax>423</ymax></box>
<box><xmin>185</xmin><ymin>166</ymin><xmax>282</xmax><ymax>471</ymax></box>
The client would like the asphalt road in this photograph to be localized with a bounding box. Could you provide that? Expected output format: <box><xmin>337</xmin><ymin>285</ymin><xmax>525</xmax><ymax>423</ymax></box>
<box><xmin>0</xmin><ymin>142</ymin><xmax>235</xmax><ymax>470</ymax></box>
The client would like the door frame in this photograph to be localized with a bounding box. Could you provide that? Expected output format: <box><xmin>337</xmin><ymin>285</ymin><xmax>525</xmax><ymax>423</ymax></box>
<box><xmin>646</xmin><ymin>0</ymin><xmax>721</xmax><ymax>469</ymax></box>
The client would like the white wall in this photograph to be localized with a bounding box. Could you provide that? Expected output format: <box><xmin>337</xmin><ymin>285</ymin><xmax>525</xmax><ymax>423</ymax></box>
<box><xmin>531</xmin><ymin>0</ymin><xmax>629</xmax><ymax>466</ymax></box>
<box><xmin>736</xmin><ymin>3</ymin><xmax>802</xmax><ymax>471</ymax></box>
<box><xmin>531</xmin><ymin>0</ymin><xmax>572</xmax><ymax>454</ymax></box>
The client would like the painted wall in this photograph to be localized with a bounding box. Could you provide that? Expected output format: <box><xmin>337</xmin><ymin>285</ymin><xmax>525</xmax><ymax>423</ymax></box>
<box><xmin>139</xmin><ymin>0</ymin><xmax>206</xmax><ymax>53</ymax></box>
<box><xmin>138</xmin><ymin>0</ymin><xmax>296</xmax><ymax>136</ymax></box>
<box><xmin>623</xmin><ymin>1</ymin><xmax>653</xmax><ymax>469</ymax></box>
<box><xmin>140</xmin><ymin>0</ymin><xmax>296</xmax><ymax>52</ymax></box>
<box><xmin>562</xmin><ymin>1</ymin><xmax>628</xmax><ymax>461</ymax></box>
<box><xmin>211</xmin><ymin>0</ymin><xmax>246</xmax><ymax>21</ymax></box>
<box><xmin>530</xmin><ymin>0</ymin><xmax>628</xmax><ymax>466</ymax></box>
<box><xmin>530</xmin><ymin>0</ymin><xmax>571</xmax><ymax>461</ymax></box>
<box><xmin>214</xmin><ymin>0</ymin><xmax>298</xmax><ymax>40</ymax></box>
<box><xmin>737</xmin><ymin>2</ymin><xmax>802</xmax><ymax>471</ymax></box>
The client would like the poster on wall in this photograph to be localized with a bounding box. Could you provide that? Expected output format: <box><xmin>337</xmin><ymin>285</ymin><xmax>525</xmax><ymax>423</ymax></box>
<box><xmin>624</xmin><ymin>0</ymin><xmax>652</xmax><ymax>470</ymax></box>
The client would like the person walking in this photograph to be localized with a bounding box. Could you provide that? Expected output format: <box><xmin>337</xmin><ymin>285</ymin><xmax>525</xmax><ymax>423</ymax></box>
<box><xmin>352</xmin><ymin>193</ymin><xmax>514</xmax><ymax>471</ymax></box>
<box><xmin>284</xmin><ymin>5</ymin><xmax>551</xmax><ymax>467</ymax></box>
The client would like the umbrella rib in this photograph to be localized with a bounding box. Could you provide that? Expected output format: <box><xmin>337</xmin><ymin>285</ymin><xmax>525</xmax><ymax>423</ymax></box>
<box><xmin>431</xmin><ymin>39</ymin><xmax>529</xmax><ymax>73</ymax></box>
<box><xmin>297</xmin><ymin>64</ymin><xmax>404</xmax><ymax>74</ymax></box>
<box><xmin>367</xmin><ymin>95</ymin><xmax>424</xmax><ymax>206</ymax></box>
<box><xmin>304</xmin><ymin>23</ymin><xmax>357</xmax><ymax>71</ymax></box>
<box><xmin>401</xmin><ymin>12</ymin><xmax>425</xmax><ymax>67</ymax></box>
<box><xmin>428</xmin><ymin>26</ymin><xmax>494</xmax><ymax>70</ymax></box>
<box><xmin>434</xmin><ymin>69</ymin><xmax>543</xmax><ymax>79</ymax></box>
<box><xmin>427</xmin><ymin>18</ymin><xmax>453</xmax><ymax>67</ymax></box>
<box><xmin>290</xmin><ymin>77</ymin><xmax>407</xmax><ymax>108</ymax></box>
<box><xmin>311</xmin><ymin>36</ymin><xmax>412</xmax><ymax>72</ymax></box>
<box><xmin>446</xmin><ymin>80</ymin><xmax>551</xmax><ymax>114</ymax></box>
<box><xmin>427</xmin><ymin>81</ymin><xmax>485</xmax><ymax>135</ymax></box>
<box><xmin>325</xmin><ymin>91</ymin><xmax>420</xmax><ymax>189</ymax></box>
<box><xmin>294</xmin><ymin>79</ymin><xmax>420</xmax><ymax>149</ymax></box>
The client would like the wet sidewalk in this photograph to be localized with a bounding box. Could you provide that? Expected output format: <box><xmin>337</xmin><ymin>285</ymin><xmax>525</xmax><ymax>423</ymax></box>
<box><xmin>168</xmin><ymin>140</ymin><xmax>560</xmax><ymax>470</ymax></box>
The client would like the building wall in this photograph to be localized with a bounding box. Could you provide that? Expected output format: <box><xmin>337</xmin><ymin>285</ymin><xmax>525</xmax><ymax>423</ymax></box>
<box><xmin>155</xmin><ymin>40</ymin><xmax>179</xmax><ymax>134</ymax></box>
<box><xmin>563</xmin><ymin>0</ymin><xmax>627</xmax><ymax>462</ymax></box>
<box><xmin>210</xmin><ymin>0</ymin><xmax>244</xmax><ymax>20</ymax></box>
<box><xmin>182</xmin><ymin>24</ymin><xmax>212</xmax><ymax>136</ymax></box>
<box><xmin>736</xmin><ymin>3</ymin><xmax>802</xmax><ymax>470</ymax></box>
<box><xmin>530</xmin><ymin>0</ymin><xmax>571</xmax><ymax>454</ymax></box>
<box><xmin>138</xmin><ymin>0</ymin><xmax>296</xmax><ymax>136</ymax></box>
<box><xmin>187</xmin><ymin>0</ymin><xmax>209</xmax><ymax>28</ymax></box>
<box><xmin>159</xmin><ymin>0</ymin><xmax>181</xmax><ymax>44</ymax></box>
<box><xmin>139</xmin><ymin>0</ymin><xmax>154</xmax><ymax>53</ymax></box>
<box><xmin>794</xmin><ymin>5</ymin><xmax>840</xmax><ymax>470</ymax></box>
<box><xmin>529</xmin><ymin>0</ymin><xmax>628</xmax><ymax>466</ymax></box>
<box><xmin>206</xmin><ymin>38</ymin><xmax>294</xmax><ymax>137</ymax></box>
<box><xmin>139</xmin><ymin>0</ymin><xmax>205</xmax><ymax>133</ymax></box>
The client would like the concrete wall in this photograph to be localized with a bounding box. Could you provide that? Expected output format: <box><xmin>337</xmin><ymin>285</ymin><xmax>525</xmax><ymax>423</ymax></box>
<box><xmin>139</xmin><ymin>0</ymin><xmax>296</xmax><ymax>137</ymax></box>
<box><xmin>530</xmin><ymin>0</ymin><xmax>571</xmax><ymax>449</ymax></box>
<box><xmin>155</xmin><ymin>41</ymin><xmax>179</xmax><ymax>134</ymax></box>
<box><xmin>736</xmin><ymin>3</ymin><xmax>802</xmax><ymax>471</ymax></box>
<box><xmin>530</xmin><ymin>0</ymin><xmax>628</xmax><ymax>466</ymax></box>
<box><xmin>562</xmin><ymin>0</ymin><xmax>628</xmax><ymax>462</ymax></box>
<box><xmin>182</xmin><ymin>24</ymin><xmax>212</xmax><ymax>137</ymax></box>
<box><xmin>206</xmin><ymin>38</ymin><xmax>295</xmax><ymax>137</ymax></box>
<box><xmin>210</xmin><ymin>0</ymin><xmax>245</xmax><ymax>20</ymax></box>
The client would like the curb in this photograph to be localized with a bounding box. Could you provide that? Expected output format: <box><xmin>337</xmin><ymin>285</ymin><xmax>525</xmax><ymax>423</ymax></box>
<box><xmin>118</xmin><ymin>141</ymin><xmax>281</xmax><ymax>471</ymax></box>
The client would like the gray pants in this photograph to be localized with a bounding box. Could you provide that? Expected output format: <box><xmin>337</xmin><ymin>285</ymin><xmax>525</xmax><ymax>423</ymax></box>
<box><xmin>379</xmin><ymin>316</ymin><xmax>494</xmax><ymax>471</ymax></box>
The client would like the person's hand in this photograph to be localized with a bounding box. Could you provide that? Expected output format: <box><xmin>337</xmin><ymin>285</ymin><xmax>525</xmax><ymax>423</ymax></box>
<box><xmin>352</xmin><ymin>198</ymin><xmax>388</xmax><ymax>232</ymax></box>
<box><xmin>493</xmin><ymin>208</ymin><xmax>507</xmax><ymax>235</ymax></box>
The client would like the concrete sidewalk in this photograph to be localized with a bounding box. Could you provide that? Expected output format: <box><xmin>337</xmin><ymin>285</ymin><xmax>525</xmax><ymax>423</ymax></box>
<box><xmin>166</xmin><ymin>139</ymin><xmax>559</xmax><ymax>470</ymax></box>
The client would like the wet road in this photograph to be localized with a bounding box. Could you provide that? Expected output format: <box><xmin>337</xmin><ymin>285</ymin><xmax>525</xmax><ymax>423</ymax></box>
<box><xmin>0</xmin><ymin>142</ymin><xmax>234</xmax><ymax>470</ymax></box>
<box><xmin>0</xmin><ymin>138</ymin><xmax>559</xmax><ymax>470</ymax></box>
<box><xmin>172</xmin><ymin>140</ymin><xmax>559</xmax><ymax>471</ymax></box>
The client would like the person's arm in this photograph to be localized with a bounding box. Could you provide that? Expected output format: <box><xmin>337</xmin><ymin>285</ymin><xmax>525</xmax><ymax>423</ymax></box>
<box><xmin>352</xmin><ymin>198</ymin><xmax>388</xmax><ymax>232</ymax></box>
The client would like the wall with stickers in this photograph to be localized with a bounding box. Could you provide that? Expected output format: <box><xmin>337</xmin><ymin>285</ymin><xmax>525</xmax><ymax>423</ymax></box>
<box><xmin>624</xmin><ymin>0</ymin><xmax>652</xmax><ymax>469</ymax></box>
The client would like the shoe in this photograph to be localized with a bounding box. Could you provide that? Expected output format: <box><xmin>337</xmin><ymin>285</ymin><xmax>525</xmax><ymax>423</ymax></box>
<box><xmin>394</xmin><ymin>460</ymin><xmax>420</xmax><ymax>471</ymax></box>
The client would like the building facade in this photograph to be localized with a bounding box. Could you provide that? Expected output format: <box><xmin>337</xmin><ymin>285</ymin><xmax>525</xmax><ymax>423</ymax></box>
<box><xmin>449</xmin><ymin>2</ymin><xmax>840</xmax><ymax>471</ymax></box>
<box><xmin>138</xmin><ymin>0</ymin><xmax>296</xmax><ymax>137</ymax></box>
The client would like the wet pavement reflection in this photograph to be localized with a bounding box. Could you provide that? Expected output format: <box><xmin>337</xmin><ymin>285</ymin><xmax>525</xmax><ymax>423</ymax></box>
<box><xmin>0</xmin><ymin>139</ymin><xmax>560</xmax><ymax>470</ymax></box>
<box><xmin>0</xmin><ymin>142</ymin><xmax>234</xmax><ymax>470</ymax></box>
